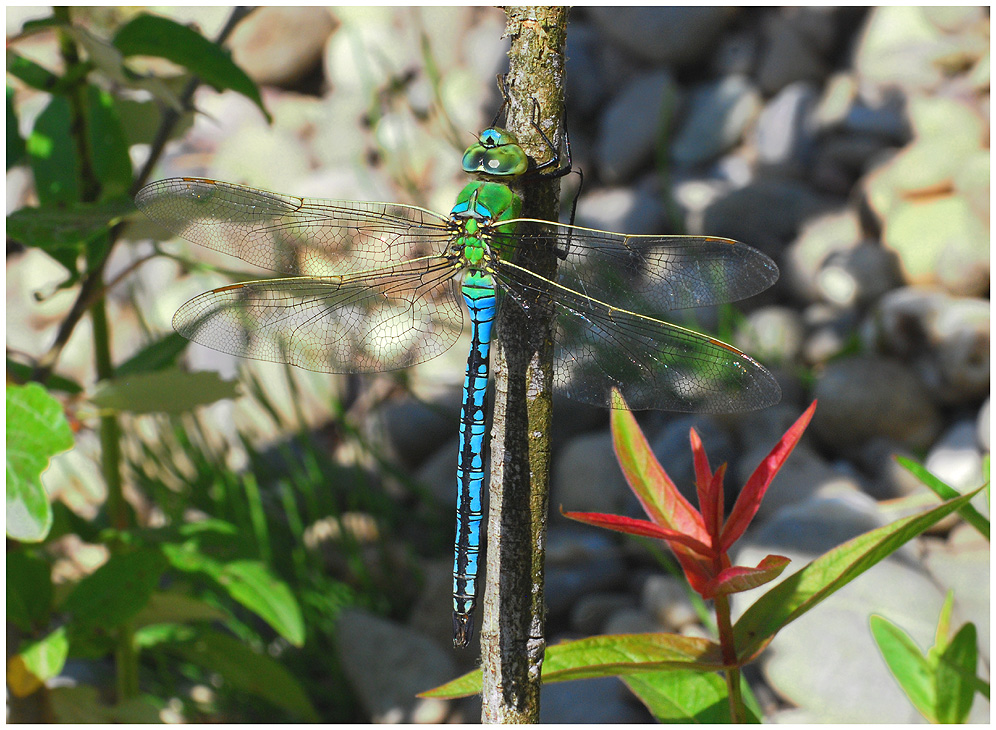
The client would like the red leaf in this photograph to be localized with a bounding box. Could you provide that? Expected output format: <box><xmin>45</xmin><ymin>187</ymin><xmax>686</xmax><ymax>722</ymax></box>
<box><xmin>702</xmin><ymin>555</ymin><xmax>791</xmax><ymax>598</ymax></box>
<box><xmin>719</xmin><ymin>402</ymin><xmax>817</xmax><ymax>551</ymax></box>
<box><xmin>610</xmin><ymin>391</ymin><xmax>708</xmax><ymax>542</ymax></box>
<box><xmin>562</xmin><ymin>510</ymin><xmax>713</xmax><ymax>555</ymax></box>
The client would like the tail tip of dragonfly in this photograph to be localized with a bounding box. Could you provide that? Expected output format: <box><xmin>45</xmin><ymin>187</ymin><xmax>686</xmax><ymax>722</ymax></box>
<box><xmin>453</xmin><ymin>613</ymin><xmax>475</xmax><ymax>649</ymax></box>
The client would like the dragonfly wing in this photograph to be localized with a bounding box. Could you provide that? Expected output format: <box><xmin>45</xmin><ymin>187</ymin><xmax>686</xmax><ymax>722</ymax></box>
<box><xmin>136</xmin><ymin>178</ymin><xmax>454</xmax><ymax>276</ymax></box>
<box><xmin>493</xmin><ymin>260</ymin><xmax>781</xmax><ymax>412</ymax></box>
<box><xmin>494</xmin><ymin>222</ymin><xmax>777</xmax><ymax>314</ymax></box>
<box><xmin>173</xmin><ymin>256</ymin><xmax>464</xmax><ymax>373</ymax></box>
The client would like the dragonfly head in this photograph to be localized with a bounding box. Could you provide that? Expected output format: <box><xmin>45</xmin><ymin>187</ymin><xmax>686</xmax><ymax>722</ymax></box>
<box><xmin>462</xmin><ymin>127</ymin><xmax>529</xmax><ymax>179</ymax></box>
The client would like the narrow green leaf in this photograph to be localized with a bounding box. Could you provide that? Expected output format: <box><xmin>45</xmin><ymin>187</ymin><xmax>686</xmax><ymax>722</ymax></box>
<box><xmin>173</xmin><ymin>630</ymin><xmax>318</xmax><ymax>721</ymax></box>
<box><xmin>212</xmin><ymin>561</ymin><xmax>305</xmax><ymax>646</ymax></box>
<box><xmin>895</xmin><ymin>456</ymin><xmax>990</xmax><ymax>539</ymax></box>
<box><xmin>7</xmin><ymin>85</ymin><xmax>27</xmax><ymax>169</ymax></box>
<box><xmin>932</xmin><ymin>590</ymin><xmax>955</xmax><ymax>654</ymax></box>
<box><xmin>935</xmin><ymin>622</ymin><xmax>978</xmax><ymax>723</ymax></box>
<box><xmin>732</xmin><ymin>488</ymin><xmax>982</xmax><ymax>660</ymax></box>
<box><xmin>116</xmin><ymin>333</ymin><xmax>191</xmax><ymax>376</ymax></box>
<box><xmin>6</xmin><ymin>551</ymin><xmax>54</xmax><ymax>630</ymax></box>
<box><xmin>27</xmin><ymin>95</ymin><xmax>81</xmax><ymax>205</ymax></box>
<box><xmin>7</xmin><ymin>198</ymin><xmax>134</xmax><ymax>254</ymax></box>
<box><xmin>421</xmin><ymin>633</ymin><xmax>724</xmax><ymax>699</ymax></box>
<box><xmin>131</xmin><ymin>590</ymin><xmax>228</xmax><ymax>628</ymax></box>
<box><xmin>869</xmin><ymin>614</ymin><xmax>935</xmax><ymax>721</ymax></box>
<box><xmin>8</xmin><ymin>626</ymin><xmax>69</xmax><ymax>697</ymax></box>
<box><xmin>6</xmin><ymin>358</ymin><xmax>84</xmax><ymax>395</ymax></box>
<box><xmin>6</xmin><ymin>51</ymin><xmax>60</xmax><ymax>92</ymax></box>
<box><xmin>89</xmin><ymin>368</ymin><xmax>240</xmax><ymax>414</ymax></box>
<box><xmin>113</xmin><ymin>14</ymin><xmax>270</xmax><ymax>121</ymax></box>
<box><xmin>60</xmin><ymin>548</ymin><xmax>167</xmax><ymax>629</ymax></box>
<box><xmin>85</xmin><ymin>86</ymin><xmax>132</xmax><ymax>200</ymax></box>
<box><xmin>6</xmin><ymin>383</ymin><xmax>74</xmax><ymax>542</ymax></box>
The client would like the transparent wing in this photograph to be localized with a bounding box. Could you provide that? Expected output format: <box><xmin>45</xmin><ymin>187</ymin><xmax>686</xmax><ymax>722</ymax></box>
<box><xmin>490</xmin><ymin>220</ymin><xmax>778</xmax><ymax>317</ymax></box>
<box><xmin>172</xmin><ymin>256</ymin><xmax>465</xmax><ymax>373</ymax></box>
<box><xmin>491</xmin><ymin>260</ymin><xmax>781</xmax><ymax>412</ymax></box>
<box><xmin>135</xmin><ymin>178</ymin><xmax>455</xmax><ymax>276</ymax></box>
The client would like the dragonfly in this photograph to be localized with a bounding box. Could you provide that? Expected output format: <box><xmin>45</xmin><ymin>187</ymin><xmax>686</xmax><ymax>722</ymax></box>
<box><xmin>135</xmin><ymin>99</ymin><xmax>780</xmax><ymax>649</ymax></box>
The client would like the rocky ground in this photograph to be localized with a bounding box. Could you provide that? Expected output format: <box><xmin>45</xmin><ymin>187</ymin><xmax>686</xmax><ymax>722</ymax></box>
<box><xmin>9</xmin><ymin>6</ymin><xmax>989</xmax><ymax>723</ymax></box>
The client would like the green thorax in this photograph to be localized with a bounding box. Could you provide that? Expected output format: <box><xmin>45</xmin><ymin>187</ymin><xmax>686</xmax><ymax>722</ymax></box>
<box><xmin>452</xmin><ymin>126</ymin><xmax>530</xmax><ymax>270</ymax></box>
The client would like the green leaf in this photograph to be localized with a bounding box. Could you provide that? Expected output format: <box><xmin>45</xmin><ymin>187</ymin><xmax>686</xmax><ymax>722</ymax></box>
<box><xmin>113</xmin><ymin>14</ymin><xmax>270</xmax><ymax>122</ymax></box>
<box><xmin>896</xmin><ymin>456</ymin><xmax>990</xmax><ymax>539</ymax></box>
<box><xmin>6</xmin><ymin>383</ymin><xmax>74</xmax><ymax>542</ymax></box>
<box><xmin>89</xmin><ymin>368</ymin><xmax>240</xmax><ymax>414</ymax></box>
<box><xmin>211</xmin><ymin>561</ymin><xmax>305</xmax><ymax>646</ymax></box>
<box><xmin>6</xmin><ymin>198</ymin><xmax>134</xmax><ymax>256</ymax></box>
<box><xmin>60</xmin><ymin>548</ymin><xmax>168</xmax><ymax>629</ymax></box>
<box><xmin>623</xmin><ymin>670</ymin><xmax>763</xmax><ymax>723</ymax></box>
<box><xmin>7</xmin><ymin>626</ymin><xmax>69</xmax><ymax>697</ymax></box>
<box><xmin>132</xmin><ymin>589</ymin><xmax>229</xmax><ymax>629</ymax></box>
<box><xmin>732</xmin><ymin>488</ymin><xmax>982</xmax><ymax>660</ymax></box>
<box><xmin>85</xmin><ymin>86</ymin><xmax>132</xmax><ymax>200</ymax></box>
<box><xmin>935</xmin><ymin>622</ymin><xmax>978</xmax><ymax>723</ymax></box>
<box><xmin>7</xmin><ymin>551</ymin><xmax>54</xmax><ymax>630</ymax></box>
<box><xmin>7</xmin><ymin>358</ymin><xmax>84</xmax><ymax>395</ymax></box>
<box><xmin>116</xmin><ymin>333</ymin><xmax>191</xmax><ymax>376</ymax></box>
<box><xmin>173</xmin><ymin>629</ymin><xmax>318</xmax><ymax>721</ymax></box>
<box><xmin>8</xmin><ymin>85</ymin><xmax>27</xmax><ymax>169</ymax></box>
<box><xmin>421</xmin><ymin>633</ymin><xmax>723</xmax><ymax>699</ymax></box>
<box><xmin>870</xmin><ymin>614</ymin><xmax>935</xmax><ymax>721</ymax></box>
<box><xmin>27</xmin><ymin>95</ymin><xmax>81</xmax><ymax>205</ymax></box>
<box><xmin>6</xmin><ymin>50</ymin><xmax>60</xmax><ymax>92</ymax></box>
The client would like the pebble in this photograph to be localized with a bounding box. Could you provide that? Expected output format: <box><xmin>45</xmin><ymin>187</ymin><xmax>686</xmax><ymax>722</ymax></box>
<box><xmin>671</xmin><ymin>75</ymin><xmax>762</xmax><ymax>167</ymax></box>
<box><xmin>586</xmin><ymin>7</ymin><xmax>734</xmax><ymax>66</ymax></box>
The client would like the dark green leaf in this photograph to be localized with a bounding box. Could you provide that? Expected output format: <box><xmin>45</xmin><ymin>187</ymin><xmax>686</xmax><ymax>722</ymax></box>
<box><xmin>733</xmin><ymin>488</ymin><xmax>982</xmax><ymax>661</ymax></box>
<box><xmin>6</xmin><ymin>198</ymin><xmax>134</xmax><ymax>255</ymax></box>
<box><xmin>132</xmin><ymin>590</ymin><xmax>228</xmax><ymax>628</ymax></box>
<box><xmin>173</xmin><ymin>630</ymin><xmax>318</xmax><ymax>721</ymax></box>
<box><xmin>896</xmin><ymin>456</ymin><xmax>990</xmax><ymax>540</ymax></box>
<box><xmin>27</xmin><ymin>95</ymin><xmax>81</xmax><ymax>205</ymax></box>
<box><xmin>60</xmin><ymin>548</ymin><xmax>168</xmax><ymax>628</ymax></box>
<box><xmin>113</xmin><ymin>14</ymin><xmax>270</xmax><ymax>121</ymax></box>
<box><xmin>6</xmin><ymin>383</ymin><xmax>74</xmax><ymax>542</ymax></box>
<box><xmin>89</xmin><ymin>368</ymin><xmax>240</xmax><ymax>414</ymax></box>
<box><xmin>85</xmin><ymin>86</ymin><xmax>132</xmax><ymax>200</ymax></box>
<box><xmin>869</xmin><ymin>614</ymin><xmax>935</xmax><ymax>721</ymax></box>
<box><xmin>935</xmin><ymin>622</ymin><xmax>978</xmax><ymax>723</ymax></box>
<box><xmin>116</xmin><ymin>333</ymin><xmax>191</xmax><ymax>376</ymax></box>
<box><xmin>6</xmin><ymin>358</ymin><xmax>84</xmax><ymax>395</ymax></box>
<box><xmin>6</xmin><ymin>51</ymin><xmax>60</xmax><ymax>92</ymax></box>
<box><xmin>8</xmin><ymin>86</ymin><xmax>27</xmax><ymax>169</ymax></box>
<box><xmin>7</xmin><ymin>551</ymin><xmax>54</xmax><ymax>630</ymax></box>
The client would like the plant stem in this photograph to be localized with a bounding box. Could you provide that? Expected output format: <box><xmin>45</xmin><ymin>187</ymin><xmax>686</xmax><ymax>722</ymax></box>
<box><xmin>715</xmin><ymin>593</ymin><xmax>746</xmax><ymax>722</ymax></box>
<box><xmin>480</xmin><ymin>6</ymin><xmax>568</xmax><ymax>724</ymax></box>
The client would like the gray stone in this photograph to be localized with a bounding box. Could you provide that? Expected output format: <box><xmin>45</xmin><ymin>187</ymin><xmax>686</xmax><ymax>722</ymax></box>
<box><xmin>756</xmin><ymin>10</ymin><xmax>833</xmax><ymax>94</ymax></box>
<box><xmin>701</xmin><ymin>179</ymin><xmax>833</xmax><ymax>255</ymax></box>
<box><xmin>801</xmin><ymin>304</ymin><xmax>860</xmax><ymax>365</ymax></box>
<box><xmin>546</xmin><ymin>526</ymin><xmax>627</xmax><ymax>616</ymax></box>
<box><xmin>336</xmin><ymin>609</ymin><xmax>466</xmax><ymax>722</ymax></box>
<box><xmin>868</xmin><ymin>288</ymin><xmax>990</xmax><ymax>405</ymax></box>
<box><xmin>540</xmin><ymin>673</ymin><xmax>649</xmax><ymax>723</ymax></box>
<box><xmin>564</xmin><ymin>24</ymin><xmax>611</xmax><ymax>119</ymax></box>
<box><xmin>755</xmin><ymin>82</ymin><xmax>820</xmax><ymax>170</ymax></box>
<box><xmin>854</xmin><ymin>438</ymin><xmax>927</xmax><ymax>500</ymax></box>
<box><xmin>977</xmin><ymin>399</ymin><xmax>990</xmax><ymax>451</ymax></box>
<box><xmin>376</xmin><ymin>393</ymin><xmax>461</xmax><ymax>467</ymax></box>
<box><xmin>783</xmin><ymin>210</ymin><xmax>862</xmax><ymax>303</ymax></box>
<box><xmin>595</xmin><ymin>71</ymin><xmax>680</xmax><ymax>184</ymax></box>
<box><xmin>925</xmin><ymin>420</ymin><xmax>985</xmax><ymax>492</ymax></box>
<box><xmin>553</xmin><ymin>430</ymin><xmax>634</xmax><ymax>516</ymax></box>
<box><xmin>641</xmin><ymin>575</ymin><xmax>699</xmax><ymax>630</ymax></box>
<box><xmin>603</xmin><ymin>606</ymin><xmax>662</xmax><ymax>635</ymax></box>
<box><xmin>229</xmin><ymin>7</ymin><xmax>335</xmax><ymax>87</ymax></box>
<box><xmin>671</xmin><ymin>76</ymin><xmax>762</xmax><ymax>167</ymax></box>
<box><xmin>414</xmin><ymin>436</ymin><xmax>463</xmax><ymax>507</ymax></box>
<box><xmin>816</xmin><ymin>242</ymin><xmax>903</xmax><ymax>307</ymax></box>
<box><xmin>736</xmin><ymin>305</ymin><xmax>805</xmax><ymax>366</ymax></box>
<box><xmin>811</xmin><ymin>356</ymin><xmax>941</xmax><ymax>451</ymax></box>
<box><xmin>923</xmin><ymin>527</ymin><xmax>990</xmax><ymax>657</ymax></box>
<box><xmin>569</xmin><ymin>592</ymin><xmax>635</xmax><ymax>635</ymax></box>
<box><xmin>574</xmin><ymin>177</ymin><xmax>668</xmax><ymax>236</ymax></box>
<box><xmin>587</xmin><ymin>7</ymin><xmax>735</xmax><ymax>66</ymax></box>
